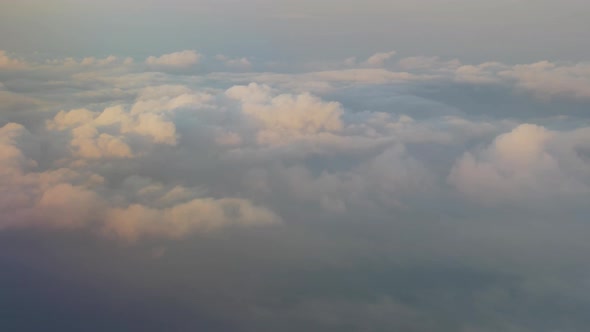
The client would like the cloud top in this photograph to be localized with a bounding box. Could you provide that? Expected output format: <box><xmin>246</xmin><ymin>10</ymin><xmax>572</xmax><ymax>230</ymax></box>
<box><xmin>145</xmin><ymin>50</ymin><xmax>201</xmax><ymax>69</ymax></box>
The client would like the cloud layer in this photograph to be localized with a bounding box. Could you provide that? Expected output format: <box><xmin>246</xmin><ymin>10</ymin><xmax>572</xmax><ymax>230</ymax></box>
<box><xmin>2</xmin><ymin>48</ymin><xmax>590</xmax><ymax>331</ymax></box>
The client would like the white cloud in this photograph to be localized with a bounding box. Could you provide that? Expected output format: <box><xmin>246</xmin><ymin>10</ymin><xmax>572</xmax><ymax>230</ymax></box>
<box><xmin>145</xmin><ymin>50</ymin><xmax>201</xmax><ymax>70</ymax></box>
<box><xmin>80</xmin><ymin>55</ymin><xmax>118</xmax><ymax>66</ymax></box>
<box><xmin>131</xmin><ymin>85</ymin><xmax>213</xmax><ymax>115</ymax></box>
<box><xmin>45</xmin><ymin>86</ymin><xmax>206</xmax><ymax>152</ymax></box>
<box><xmin>498</xmin><ymin>61</ymin><xmax>590</xmax><ymax>100</ymax></box>
<box><xmin>125</xmin><ymin>112</ymin><xmax>177</xmax><ymax>145</ymax></box>
<box><xmin>47</xmin><ymin>109</ymin><xmax>98</xmax><ymax>131</ymax></box>
<box><xmin>3</xmin><ymin>49</ymin><xmax>590</xmax><ymax>249</ymax></box>
<box><xmin>449</xmin><ymin>124</ymin><xmax>590</xmax><ymax>205</ymax></box>
<box><xmin>0</xmin><ymin>121</ymin><xmax>280</xmax><ymax>240</ymax></box>
<box><xmin>0</xmin><ymin>122</ymin><xmax>106</xmax><ymax>230</ymax></box>
<box><xmin>365</xmin><ymin>51</ymin><xmax>397</xmax><ymax>67</ymax></box>
<box><xmin>226</xmin><ymin>83</ymin><xmax>344</xmax><ymax>145</ymax></box>
<box><xmin>104</xmin><ymin>197</ymin><xmax>281</xmax><ymax>242</ymax></box>
<box><xmin>216</xmin><ymin>55</ymin><xmax>252</xmax><ymax>70</ymax></box>
<box><xmin>70</xmin><ymin>125</ymin><xmax>133</xmax><ymax>159</ymax></box>
<box><xmin>0</xmin><ymin>123</ymin><xmax>34</xmax><ymax>171</ymax></box>
<box><xmin>0</xmin><ymin>50</ymin><xmax>27</xmax><ymax>70</ymax></box>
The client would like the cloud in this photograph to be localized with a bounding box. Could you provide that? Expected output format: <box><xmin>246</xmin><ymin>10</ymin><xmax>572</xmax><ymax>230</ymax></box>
<box><xmin>259</xmin><ymin>297</ymin><xmax>431</xmax><ymax>331</ymax></box>
<box><xmin>0</xmin><ymin>123</ymin><xmax>35</xmax><ymax>171</ymax></box>
<box><xmin>0</xmin><ymin>50</ymin><xmax>27</xmax><ymax>70</ymax></box>
<box><xmin>449</xmin><ymin>124</ymin><xmax>590</xmax><ymax>206</ymax></box>
<box><xmin>397</xmin><ymin>56</ymin><xmax>461</xmax><ymax>71</ymax></box>
<box><xmin>0</xmin><ymin>122</ymin><xmax>106</xmax><ymax>230</ymax></box>
<box><xmin>258</xmin><ymin>144</ymin><xmax>436</xmax><ymax>215</ymax></box>
<box><xmin>131</xmin><ymin>113</ymin><xmax>177</xmax><ymax>144</ymax></box>
<box><xmin>47</xmin><ymin>108</ymin><xmax>98</xmax><ymax>130</ymax></box>
<box><xmin>216</xmin><ymin>55</ymin><xmax>252</xmax><ymax>71</ymax></box>
<box><xmin>145</xmin><ymin>50</ymin><xmax>201</xmax><ymax>70</ymax></box>
<box><xmin>130</xmin><ymin>85</ymin><xmax>213</xmax><ymax>115</ymax></box>
<box><xmin>365</xmin><ymin>51</ymin><xmax>397</xmax><ymax>67</ymax></box>
<box><xmin>70</xmin><ymin>125</ymin><xmax>134</xmax><ymax>159</ymax></box>
<box><xmin>205</xmin><ymin>56</ymin><xmax>590</xmax><ymax>102</ymax></box>
<box><xmin>46</xmin><ymin>90</ymin><xmax>191</xmax><ymax>151</ymax></box>
<box><xmin>0</xmin><ymin>90</ymin><xmax>44</xmax><ymax>114</ymax></box>
<box><xmin>226</xmin><ymin>83</ymin><xmax>344</xmax><ymax>145</ymax></box>
<box><xmin>35</xmin><ymin>183</ymin><xmax>104</xmax><ymax>228</ymax></box>
<box><xmin>395</xmin><ymin>57</ymin><xmax>590</xmax><ymax>100</ymax></box>
<box><xmin>104</xmin><ymin>197</ymin><xmax>281</xmax><ymax>242</ymax></box>
<box><xmin>3</xmin><ymin>48</ymin><xmax>590</xmax><ymax>331</ymax></box>
<box><xmin>498</xmin><ymin>61</ymin><xmax>590</xmax><ymax>100</ymax></box>
<box><xmin>7</xmin><ymin>51</ymin><xmax>590</xmax><ymax>230</ymax></box>
<box><xmin>0</xmin><ymin>120</ymin><xmax>280</xmax><ymax>241</ymax></box>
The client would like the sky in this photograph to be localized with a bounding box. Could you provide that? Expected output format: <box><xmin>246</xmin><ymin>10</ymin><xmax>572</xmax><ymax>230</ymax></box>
<box><xmin>1</xmin><ymin>1</ymin><xmax>590</xmax><ymax>331</ymax></box>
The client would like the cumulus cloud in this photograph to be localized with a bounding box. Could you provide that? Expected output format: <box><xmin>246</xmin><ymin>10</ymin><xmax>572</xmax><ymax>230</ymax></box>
<box><xmin>259</xmin><ymin>144</ymin><xmax>436</xmax><ymax>215</ymax></box>
<box><xmin>5</xmin><ymin>50</ymin><xmax>590</xmax><ymax>239</ymax></box>
<box><xmin>449</xmin><ymin>124</ymin><xmax>590</xmax><ymax>205</ymax></box>
<box><xmin>104</xmin><ymin>197</ymin><xmax>281</xmax><ymax>242</ymax></box>
<box><xmin>498</xmin><ymin>61</ymin><xmax>590</xmax><ymax>99</ymax></box>
<box><xmin>0</xmin><ymin>122</ymin><xmax>105</xmax><ymax>230</ymax></box>
<box><xmin>394</xmin><ymin>57</ymin><xmax>590</xmax><ymax>100</ymax></box>
<box><xmin>0</xmin><ymin>50</ymin><xmax>27</xmax><ymax>70</ymax></box>
<box><xmin>70</xmin><ymin>125</ymin><xmax>134</xmax><ymax>159</ymax></box>
<box><xmin>45</xmin><ymin>88</ymin><xmax>198</xmax><ymax>152</ymax></box>
<box><xmin>145</xmin><ymin>50</ymin><xmax>201</xmax><ymax>70</ymax></box>
<box><xmin>47</xmin><ymin>108</ymin><xmax>98</xmax><ymax>130</ymax></box>
<box><xmin>0</xmin><ymin>120</ymin><xmax>280</xmax><ymax>240</ymax></box>
<box><xmin>3</xmin><ymin>48</ymin><xmax>590</xmax><ymax>331</ymax></box>
<box><xmin>226</xmin><ymin>83</ymin><xmax>344</xmax><ymax>145</ymax></box>
<box><xmin>365</xmin><ymin>50</ymin><xmax>397</xmax><ymax>66</ymax></box>
<box><xmin>216</xmin><ymin>54</ymin><xmax>252</xmax><ymax>70</ymax></box>
<box><xmin>131</xmin><ymin>85</ymin><xmax>213</xmax><ymax>115</ymax></box>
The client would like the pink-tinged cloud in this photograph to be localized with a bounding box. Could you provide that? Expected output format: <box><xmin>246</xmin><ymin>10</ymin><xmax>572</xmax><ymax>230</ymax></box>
<box><xmin>145</xmin><ymin>50</ymin><xmax>201</xmax><ymax>70</ymax></box>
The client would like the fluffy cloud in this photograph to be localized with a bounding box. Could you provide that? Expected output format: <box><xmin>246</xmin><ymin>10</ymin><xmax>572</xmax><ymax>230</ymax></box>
<box><xmin>449</xmin><ymin>124</ymin><xmax>590</xmax><ymax>206</ymax></box>
<box><xmin>393</xmin><ymin>56</ymin><xmax>590</xmax><ymax>100</ymax></box>
<box><xmin>145</xmin><ymin>50</ymin><xmax>202</xmax><ymax>70</ymax></box>
<box><xmin>226</xmin><ymin>83</ymin><xmax>344</xmax><ymax>145</ymax></box>
<box><xmin>7</xmin><ymin>51</ymin><xmax>590</xmax><ymax>236</ymax></box>
<box><xmin>365</xmin><ymin>50</ymin><xmax>397</xmax><ymax>67</ymax></box>
<box><xmin>104</xmin><ymin>197</ymin><xmax>280</xmax><ymax>242</ymax></box>
<box><xmin>3</xmin><ymin>48</ymin><xmax>590</xmax><ymax>331</ymax></box>
<box><xmin>0</xmin><ymin>121</ymin><xmax>280</xmax><ymax>240</ymax></box>
<box><xmin>130</xmin><ymin>85</ymin><xmax>213</xmax><ymax>115</ymax></box>
<box><xmin>70</xmin><ymin>125</ymin><xmax>133</xmax><ymax>159</ymax></box>
<box><xmin>498</xmin><ymin>61</ymin><xmax>590</xmax><ymax>100</ymax></box>
<box><xmin>46</xmin><ymin>89</ymin><xmax>192</xmax><ymax>153</ymax></box>
<box><xmin>216</xmin><ymin>55</ymin><xmax>252</xmax><ymax>70</ymax></box>
<box><xmin>0</xmin><ymin>122</ymin><xmax>105</xmax><ymax>230</ymax></box>
<box><xmin>0</xmin><ymin>123</ymin><xmax>35</xmax><ymax>172</ymax></box>
<box><xmin>47</xmin><ymin>108</ymin><xmax>98</xmax><ymax>130</ymax></box>
<box><xmin>0</xmin><ymin>50</ymin><xmax>27</xmax><ymax>70</ymax></box>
